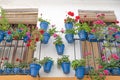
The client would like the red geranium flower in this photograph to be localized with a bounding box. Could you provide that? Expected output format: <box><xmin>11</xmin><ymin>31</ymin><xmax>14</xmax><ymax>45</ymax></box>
<box><xmin>28</xmin><ymin>39</ymin><xmax>32</xmax><ymax>43</ymax></box>
<box><xmin>5</xmin><ymin>57</ymin><xmax>8</xmax><ymax>60</ymax></box>
<box><xmin>39</xmin><ymin>29</ymin><xmax>44</xmax><ymax>34</ymax></box>
<box><xmin>16</xmin><ymin>58</ymin><xmax>19</xmax><ymax>62</ymax></box>
<box><xmin>8</xmin><ymin>31</ymin><xmax>11</xmax><ymax>34</ymax></box>
<box><xmin>84</xmin><ymin>15</ymin><xmax>87</xmax><ymax>18</ymax></box>
<box><xmin>35</xmin><ymin>37</ymin><xmax>39</xmax><ymax>42</ymax></box>
<box><xmin>26</xmin><ymin>43</ymin><xmax>30</xmax><ymax>47</ymax></box>
<box><xmin>67</xmin><ymin>11</ymin><xmax>74</xmax><ymax>16</ymax></box>
<box><xmin>1</xmin><ymin>58</ymin><xmax>4</xmax><ymax>60</ymax></box>
<box><xmin>115</xmin><ymin>20</ymin><xmax>119</xmax><ymax>24</ymax></box>
<box><xmin>75</xmin><ymin>16</ymin><xmax>80</xmax><ymax>20</ymax></box>
<box><xmin>64</xmin><ymin>19</ymin><xmax>66</xmax><ymax>22</ymax></box>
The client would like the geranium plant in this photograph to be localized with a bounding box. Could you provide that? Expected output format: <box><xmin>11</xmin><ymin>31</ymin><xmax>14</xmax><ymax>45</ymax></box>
<box><xmin>0</xmin><ymin>7</ymin><xmax>10</xmax><ymax>31</ymax></box>
<box><xmin>53</xmin><ymin>34</ymin><xmax>63</xmax><ymax>45</ymax></box>
<box><xmin>64</xmin><ymin>11</ymin><xmax>80</xmax><ymax>24</ymax></box>
<box><xmin>57</xmin><ymin>55</ymin><xmax>71</xmax><ymax>74</ymax></box>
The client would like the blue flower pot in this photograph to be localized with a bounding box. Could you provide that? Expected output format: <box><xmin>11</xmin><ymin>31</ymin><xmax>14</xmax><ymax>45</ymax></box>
<box><xmin>88</xmin><ymin>33</ymin><xmax>97</xmax><ymax>42</ymax></box>
<box><xmin>41</xmin><ymin>33</ymin><xmax>50</xmax><ymax>44</ymax></box>
<box><xmin>4</xmin><ymin>68</ymin><xmax>12</xmax><ymax>74</ymax></box>
<box><xmin>23</xmin><ymin>36</ymin><xmax>29</xmax><ymax>43</ymax></box>
<box><xmin>61</xmin><ymin>62</ymin><xmax>70</xmax><ymax>74</ymax></box>
<box><xmin>78</xmin><ymin>30</ymin><xmax>87</xmax><ymax>41</ymax></box>
<box><xmin>105</xmin><ymin>68</ymin><xmax>112</xmax><ymax>74</ymax></box>
<box><xmin>6</xmin><ymin>34</ymin><xmax>12</xmax><ymax>42</ymax></box>
<box><xmin>0</xmin><ymin>69</ymin><xmax>3</xmax><ymax>74</ymax></box>
<box><xmin>75</xmin><ymin>66</ymin><xmax>85</xmax><ymax>79</ymax></box>
<box><xmin>0</xmin><ymin>30</ymin><xmax>4</xmax><ymax>42</ymax></box>
<box><xmin>22</xmin><ymin>69</ymin><xmax>30</xmax><ymax>74</ymax></box>
<box><xmin>44</xmin><ymin>60</ymin><xmax>53</xmax><ymax>73</ymax></box>
<box><xmin>85</xmin><ymin>66</ymin><xmax>93</xmax><ymax>75</ymax></box>
<box><xmin>55</xmin><ymin>44</ymin><xmax>65</xmax><ymax>55</ymax></box>
<box><xmin>65</xmin><ymin>34</ymin><xmax>74</xmax><ymax>43</ymax></box>
<box><xmin>40</xmin><ymin>21</ymin><xmax>49</xmax><ymax>31</ymax></box>
<box><xmin>13</xmin><ymin>68</ymin><xmax>21</xmax><ymax>74</ymax></box>
<box><xmin>65</xmin><ymin>22</ymin><xmax>73</xmax><ymax>30</ymax></box>
<box><xmin>111</xmin><ymin>68</ymin><xmax>120</xmax><ymax>75</ymax></box>
<box><xmin>30</xmin><ymin>63</ymin><xmax>41</xmax><ymax>77</ymax></box>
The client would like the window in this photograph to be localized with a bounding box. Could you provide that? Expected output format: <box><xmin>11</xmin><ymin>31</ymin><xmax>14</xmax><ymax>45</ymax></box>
<box><xmin>0</xmin><ymin>9</ymin><xmax>38</xmax><ymax>68</ymax></box>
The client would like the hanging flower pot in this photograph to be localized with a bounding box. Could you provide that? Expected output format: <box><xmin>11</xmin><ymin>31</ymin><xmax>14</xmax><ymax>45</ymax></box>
<box><xmin>22</xmin><ymin>69</ymin><xmax>30</xmax><ymax>74</ymax></box>
<box><xmin>13</xmin><ymin>67</ymin><xmax>21</xmax><ymax>74</ymax></box>
<box><xmin>85</xmin><ymin>66</ymin><xmax>93</xmax><ymax>75</ymax></box>
<box><xmin>88</xmin><ymin>33</ymin><xmax>97</xmax><ymax>42</ymax></box>
<box><xmin>4</xmin><ymin>68</ymin><xmax>12</xmax><ymax>74</ymax></box>
<box><xmin>111</xmin><ymin>68</ymin><xmax>120</xmax><ymax>75</ymax></box>
<box><xmin>78</xmin><ymin>30</ymin><xmax>87</xmax><ymax>41</ymax></box>
<box><xmin>30</xmin><ymin>63</ymin><xmax>41</xmax><ymax>77</ymax></box>
<box><xmin>75</xmin><ymin>66</ymin><xmax>85</xmax><ymax>79</ymax></box>
<box><xmin>61</xmin><ymin>62</ymin><xmax>70</xmax><ymax>74</ymax></box>
<box><xmin>23</xmin><ymin>36</ymin><xmax>30</xmax><ymax>43</ymax></box>
<box><xmin>0</xmin><ymin>30</ymin><xmax>4</xmax><ymax>42</ymax></box>
<box><xmin>0</xmin><ymin>69</ymin><xmax>3</xmax><ymax>74</ymax></box>
<box><xmin>41</xmin><ymin>32</ymin><xmax>50</xmax><ymax>44</ymax></box>
<box><xmin>40</xmin><ymin>21</ymin><xmax>49</xmax><ymax>31</ymax></box>
<box><xmin>65</xmin><ymin>22</ymin><xmax>73</xmax><ymax>30</ymax></box>
<box><xmin>55</xmin><ymin>44</ymin><xmax>65</xmax><ymax>55</ymax></box>
<box><xmin>43</xmin><ymin>60</ymin><xmax>53</xmax><ymax>73</ymax></box>
<box><xmin>6</xmin><ymin>34</ymin><xmax>12</xmax><ymax>42</ymax></box>
<box><xmin>65</xmin><ymin>34</ymin><xmax>74</xmax><ymax>43</ymax></box>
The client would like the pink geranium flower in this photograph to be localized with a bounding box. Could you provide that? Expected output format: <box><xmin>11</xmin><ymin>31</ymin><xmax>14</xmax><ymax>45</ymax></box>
<box><xmin>103</xmin><ymin>70</ymin><xmax>109</xmax><ymax>75</ymax></box>
<box><xmin>60</xmin><ymin>28</ymin><xmax>64</xmax><ymax>33</ymax></box>
<box><xmin>53</xmin><ymin>33</ymin><xmax>58</xmax><ymax>38</ymax></box>
<box><xmin>98</xmin><ymin>65</ymin><xmax>103</xmax><ymax>69</ymax></box>
<box><xmin>111</xmin><ymin>54</ymin><xmax>119</xmax><ymax>60</ymax></box>
<box><xmin>102</xmin><ymin>55</ymin><xmax>106</xmax><ymax>61</ymax></box>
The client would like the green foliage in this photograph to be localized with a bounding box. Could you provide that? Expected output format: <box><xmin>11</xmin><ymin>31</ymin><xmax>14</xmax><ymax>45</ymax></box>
<box><xmin>48</xmin><ymin>27</ymin><xmax>57</xmax><ymax>36</ymax></box>
<box><xmin>65</xmin><ymin>28</ymin><xmax>76</xmax><ymax>34</ymax></box>
<box><xmin>71</xmin><ymin>58</ymin><xmax>85</xmax><ymax>70</ymax></box>
<box><xmin>57</xmin><ymin>55</ymin><xmax>70</xmax><ymax>67</ymax></box>
<box><xmin>75</xmin><ymin>22</ymin><xmax>91</xmax><ymax>32</ymax></box>
<box><xmin>53</xmin><ymin>36</ymin><xmax>63</xmax><ymax>45</ymax></box>
<box><xmin>65</xmin><ymin>17</ymin><xmax>75</xmax><ymax>23</ymax></box>
<box><xmin>89</xmin><ymin>68</ymin><xmax>106</xmax><ymax>80</ymax></box>
<box><xmin>0</xmin><ymin>7</ymin><xmax>10</xmax><ymax>31</ymax></box>
<box><xmin>31</xmin><ymin>58</ymin><xmax>40</xmax><ymax>65</ymax></box>
<box><xmin>19</xmin><ymin>62</ymin><xmax>29</xmax><ymax>69</ymax></box>
<box><xmin>38</xmin><ymin>17</ymin><xmax>50</xmax><ymax>24</ymax></box>
<box><xmin>39</xmin><ymin>57</ymin><xmax>53</xmax><ymax>65</ymax></box>
<box><xmin>3</xmin><ymin>62</ymin><xmax>14</xmax><ymax>68</ymax></box>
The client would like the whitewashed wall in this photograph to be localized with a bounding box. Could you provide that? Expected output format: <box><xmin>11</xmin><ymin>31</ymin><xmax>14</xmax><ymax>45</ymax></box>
<box><xmin>0</xmin><ymin>0</ymin><xmax>120</xmax><ymax>77</ymax></box>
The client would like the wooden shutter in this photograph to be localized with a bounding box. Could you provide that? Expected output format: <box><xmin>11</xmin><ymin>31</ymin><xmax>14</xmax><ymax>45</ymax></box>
<box><xmin>4</xmin><ymin>8</ymin><xmax>38</xmax><ymax>24</ymax></box>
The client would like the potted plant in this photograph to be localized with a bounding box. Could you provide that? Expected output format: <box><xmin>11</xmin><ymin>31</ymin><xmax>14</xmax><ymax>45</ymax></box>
<box><xmin>40</xmin><ymin>56</ymin><xmax>53</xmax><ymax>73</ymax></box>
<box><xmin>65</xmin><ymin>28</ymin><xmax>76</xmax><ymax>43</ymax></box>
<box><xmin>72</xmin><ymin>59</ymin><xmax>86</xmax><ymax>79</ymax></box>
<box><xmin>38</xmin><ymin>16</ymin><xmax>50</xmax><ymax>31</ymax></box>
<box><xmin>64</xmin><ymin>11</ymin><xmax>80</xmax><ymax>30</ymax></box>
<box><xmin>107</xmin><ymin>54</ymin><xmax>120</xmax><ymax>75</ymax></box>
<box><xmin>88</xmin><ymin>14</ymin><xmax>106</xmax><ymax>42</ymax></box>
<box><xmin>0</xmin><ymin>7</ymin><xmax>10</xmax><ymax>42</ymax></box>
<box><xmin>19</xmin><ymin>62</ymin><xmax>30</xmax><ymax>74</ymax></box>
<box><xmin>53</xmin><ymin>34</ymin><xmax>65</xmax><ymax>55</ymax></box>
<box><xmin>3</xmin><ymin>62</ymin><xmax>14</xmax><ymax>74</ymax></box>
<box><xmin>13</xmin><ymin>64</ymin><xmax>21</xmax><ymax>74</ymax></box>
<box><xmin>41</xmin><ymin>25</ymin><xmax>56</xmax><ymax>44</ymax></box>
<box><xmin>75</xmin><ymin>22</ymin><xmax>91</xmax><ymax>41</ymax></box>
<box><xmin>57</xmin><ymin>55</ymin><xmax>70</xmax><ymax>74</ymax></box>
<box><xmin>30</xmin><ymin>58</ymin><xmax>41</xmax><ymax>77</ymax></box>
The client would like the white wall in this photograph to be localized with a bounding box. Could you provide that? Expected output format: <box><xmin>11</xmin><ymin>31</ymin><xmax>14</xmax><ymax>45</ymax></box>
<box><xmin>0</xmin><ymin>0</ymin><xmax>120</xmax><ymax>77</ymax></box>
